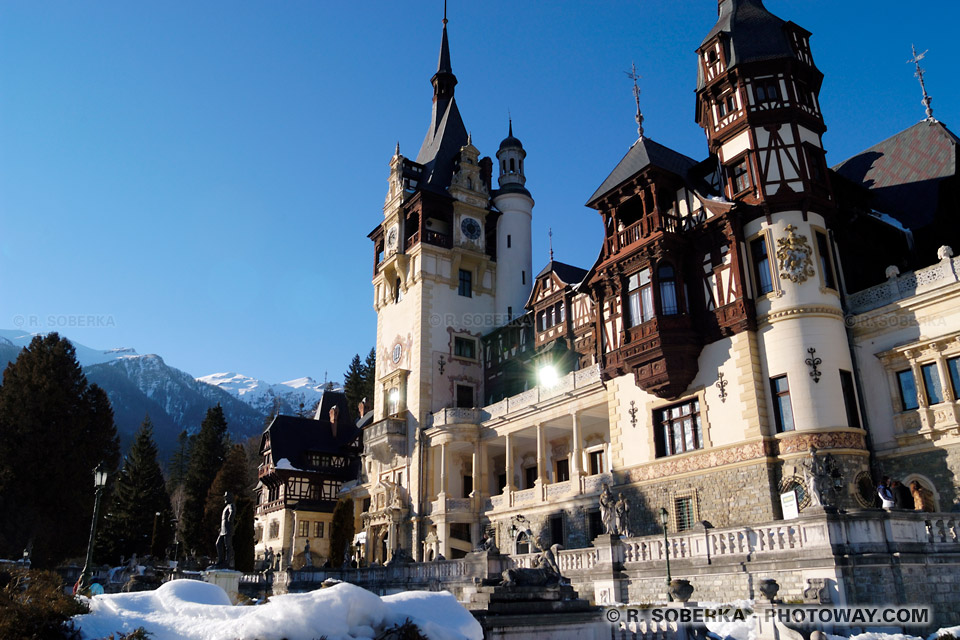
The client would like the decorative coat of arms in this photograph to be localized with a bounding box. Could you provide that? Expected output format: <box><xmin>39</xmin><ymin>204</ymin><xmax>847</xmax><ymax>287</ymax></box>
<box><xmin>776</xmin><ymin>224</ymin><xmax>816</xmax><ymax>283</ymax></box>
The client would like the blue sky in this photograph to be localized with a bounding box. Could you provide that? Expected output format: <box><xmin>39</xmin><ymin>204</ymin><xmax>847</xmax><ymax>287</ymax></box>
<box><xmin>1</xmin><ymin>1</ymin><xmax>957</xmax><ymax>384</ymax></box>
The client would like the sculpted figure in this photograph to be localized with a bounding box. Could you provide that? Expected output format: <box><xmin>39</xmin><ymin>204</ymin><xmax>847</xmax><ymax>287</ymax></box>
<box><xmin>214</xmin><ymin>492</ymin><xmax>236</xmax><ymax>569</ymax></box>
<box><xmin>599</xmin><ymin>483</ymin><xmax>617</xmax><ymax>534</ymax></box>
<box><xmin>500</xmin><ymin>540</ymin><xmax>566</xmax><ymax>587</ymax></box>
<box><xmin>615</xmin><ymin>493</ymin><xmax>631</xmax><ymax>537</ymax></box>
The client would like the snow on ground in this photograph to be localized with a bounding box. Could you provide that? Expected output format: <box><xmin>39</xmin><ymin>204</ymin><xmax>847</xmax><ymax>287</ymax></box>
<box><xmin>74</xmin><ymin>579</ymin><xmax>483</xmax><ymax>640</ymax></box>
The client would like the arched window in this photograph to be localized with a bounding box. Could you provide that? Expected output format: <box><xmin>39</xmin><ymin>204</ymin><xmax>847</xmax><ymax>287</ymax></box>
<box><xmin>509</xmin><ymin>158</ymin><xmax>516</xmax><ymax>173</ymax></box>
<box><xmin>515</xmin><ymin>530</ymin><xmax>531</xmax><ymax>555</ymax></box>
<box><xmin>659</xmin><ymin>264</ymin><xmax>678</xmax><ymax>315</ymax></box>
<box><xmin>467</xmin><ymin>177</ymin><xmax>473</xmax><ymax>190</ymax></box>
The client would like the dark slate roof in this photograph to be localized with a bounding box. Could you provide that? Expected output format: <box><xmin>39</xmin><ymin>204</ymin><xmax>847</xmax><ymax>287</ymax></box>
<box><xmin>498</xmin><ymin>119</ymin><xmax>523</xmax><ymax>152</ymax></box>
<box><xmin>586</xmin><ymin>137</ymin><xmax>698</xmax><ymax>207</ymax></box>
<box><xmin>536</xmin><ymin>260</ymin><xmax>589</xmax><ymax>286</ymax></box>
<box><xmin>697</xmin><ymin>0</ymin><xmax>795</xmax><ymax>91</ymax></box>
<box><xmin>262</xmin><ymin>391</ymin><xmax>361</xmax><ymax>471</ymax></box>
<box><xmin>833</xmin><ymin>120</ymin><xmax>959</xmax><ymax>229</ymax></box>
<box><xmin>416</xmin><ymin>98</ymin><xmax>469</xmax><ymax>192</ymax></box>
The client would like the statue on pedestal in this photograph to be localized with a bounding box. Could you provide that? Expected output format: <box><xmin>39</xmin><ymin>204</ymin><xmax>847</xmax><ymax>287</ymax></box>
<box><xmin>500</xmin><ymin>537</ymin><xmax>567</xmax><ymax>587</ymax></box>
<box><xmin>599</xmin><ymin>483</ymin><xmax>617</xmax><ymax>534</ymax></box>
<box><xmin>615</xmin><ymin>493</ymin><xmax>631</xmax><ymax>537</ymax></box>
<box><xmin>214</xmin><ymin>491</ymin><xmax>236</xmax><ymax>569</ymax></box>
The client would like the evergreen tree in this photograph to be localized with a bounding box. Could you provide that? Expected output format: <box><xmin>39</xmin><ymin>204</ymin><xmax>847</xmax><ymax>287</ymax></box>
<box><xmin>202</xmin><ymin>445</ymin><xmax>255</xmax><ymax>571</ymax></box>
<box><xmin>180</xmin><ymin>405</ymin><xmax>228</xmax><ymax>557</ymax></box>
<box><xmin>329</xmin><ymin>498</ymin><xmax>355</xmax><ymax>568</ymax></box>
<box><xmin>362</xmin><ymin>348</ymin><xmax>376</xmax><ymax>414</ymax></box>
<box><xmin>167</xmin><ymin>430</ymin><xmax>190</xmax><ymax>490</ymax></box>
<box><xmin>0</xmin><ymin>333</ymin><xmax>120</xmax><ymax>567</ymax></box>
<box><xmin>98</xmin><ymin>416</ymin><xmax>173</xmax><ymax>562</ymax></box>
<box><xmin>343</xmin><ymin>354</ymin><xmax>365</xmax><ymax>420</ymax></box>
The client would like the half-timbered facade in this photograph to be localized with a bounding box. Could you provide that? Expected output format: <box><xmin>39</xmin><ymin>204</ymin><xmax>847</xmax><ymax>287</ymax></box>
<box><xmin>349</xmin><ymin>0</ymin><xmax>960</xmax><ymax>569</ymax></box>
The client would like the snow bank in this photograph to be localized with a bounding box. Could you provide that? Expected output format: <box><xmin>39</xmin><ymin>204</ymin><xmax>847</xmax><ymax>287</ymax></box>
<box><xmin>74</xmin><ymin>580</ymin><xmax>483</xmax><ymax>640</ymax></box>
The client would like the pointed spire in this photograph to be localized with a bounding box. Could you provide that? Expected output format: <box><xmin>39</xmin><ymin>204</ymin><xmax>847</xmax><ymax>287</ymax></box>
<box><xmin>908</xmin><ymin>44</ymin><xmax>935</xmax><ymax>121</ymax></box>
<box><xmin>508</xmin><ymin>116</ymin><xmax>513</xmax><ymax>138</ymax></box>
<box><xmin>395</xmin><ymin>141</ymin><xmax>401</xmax><ymax>156</ymax></box>
<box><xmin>437</xmin><ymin>2</ymin><xmax>452</xmax><ymax>76</ymax></box>
<box><xmin>625</xmin><ymin>62</ymin><xmax>644</xmax><ymax>139</ymax></box>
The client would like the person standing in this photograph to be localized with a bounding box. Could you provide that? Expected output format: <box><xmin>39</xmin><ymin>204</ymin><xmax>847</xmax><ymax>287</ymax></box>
<box><xmin>910</xmin><ymin>481</ymin><xmax>936</xmax><ymax>512</ymax></box>
<box><xmin>877</xmin><ymin>477</ymin><xmax>895</xmax><ymax>508</ymax></box>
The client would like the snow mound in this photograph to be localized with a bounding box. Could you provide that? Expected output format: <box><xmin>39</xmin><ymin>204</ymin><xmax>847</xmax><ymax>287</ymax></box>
<box><xmin>74</xmin><ymin>579</ymin><xmax>483</xmax><ymax>640</ymax></box>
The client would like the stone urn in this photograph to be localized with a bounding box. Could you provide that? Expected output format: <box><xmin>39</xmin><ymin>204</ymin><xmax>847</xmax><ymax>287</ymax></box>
<box><xmin>668</xmin><ymin>579</ymin><xmax>694</xmax><ymax>603</ymax></box>
<box><xmin>758</xmin><ymin>579</ymin><xmax>780</xmax><ymax>603</ymax></box>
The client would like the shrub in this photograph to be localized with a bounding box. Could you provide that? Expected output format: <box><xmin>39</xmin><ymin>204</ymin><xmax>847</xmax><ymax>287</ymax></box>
<box><xmin>0</xmin><ymin>568</ymin><xmax>88</xmax><ymax>640</ymax></box>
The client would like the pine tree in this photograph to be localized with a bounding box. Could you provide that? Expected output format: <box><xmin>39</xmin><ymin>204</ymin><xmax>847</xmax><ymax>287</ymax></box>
<box><xmin>98</xmin><ymin>416</ymin><xmax>173</xmax><ymax>562</ymax></box>
<box><xmin>0</xmin><ymin>333</ymin><xmax>120</xmax><ymax>567</ymax></box>
<box><xmin>167</xmin><ymin>430</ymin><xmax>190</xmax><ymax>490</ymax></box>
<box><xmin>180</xmin><ymin>405</ymin><xmax>228</xmax><ymax>557</ymax></box>
<box><xmin>343</xmin><ymin>354</ymin><xmax>365</xmax><ymax>420</ymax></box>
<box><xmin>202</xmin><ymin>445</ymin><xmax>255</xmax><ymax>571</ymax></box>
<box><xmin>355</xmin><ymin>347</ymin><xmax>377</xmax><ymax>417</ymax></box>
<box><xmin>329</xmin><ymin>498</ymin><xmax>355</xmax><ymax>568</ymax></box>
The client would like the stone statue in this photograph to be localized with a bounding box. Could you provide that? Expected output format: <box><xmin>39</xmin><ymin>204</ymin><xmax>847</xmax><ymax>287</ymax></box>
<box><xmin>214</xmin><ymin>491</ymin><xmax>236</xmax><ymax>569</ymax></box>
<box><xmin>303</xmin><ymin>539</ymin><xmax>313</xmax><ymax>568</ymax></box>
<box><xmin>801</xmin><ymin>447</ymin><xmax>841</xmax><ymax>508</ymax></box>
<box><xmin>501</xmin><ymin>540</ymin><xmax>566</xmax><ymax>587</ymax></box>
<box><xmin>386</xmin><ymin>546</ymin><xmax>412</xmax><ymax>566</ymax></box>
<box><xmin>615</xmin><ymin>492</ymin><xmax>631</xmax><ymax>537</ymax></box>
<box><xmin>599</xmin><ymin>483</ymin><xmax>617</xmax><ymax>534</ymax></box>
<box><xmin>262</xmin><ymin>547</ymin><xmax>274</xmax><ymax>573</ymax></box>
<box><xmin>473</xmin><ymin>533</ymin><xmax>499</xmax><ymax>553</ymax></box>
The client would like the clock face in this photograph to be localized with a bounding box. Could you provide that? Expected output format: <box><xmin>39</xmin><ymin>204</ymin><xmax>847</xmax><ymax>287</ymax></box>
<box><xmin>461</xmin><ymin>217</ymin><xmax>481</xmax><ymax>241</ymax></box>
<box><xmin>392</xmin><ymin>343</ymin><xmax>402</xmax><ymax>364</ymax></box>
<box><xmin>386</xmin><ymin>226</ymin><xmax>399</xmax><ymax>248</ymax></box>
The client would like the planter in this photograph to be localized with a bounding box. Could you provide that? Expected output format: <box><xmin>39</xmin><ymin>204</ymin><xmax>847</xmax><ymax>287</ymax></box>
<box><xmin>758</xmin><ymin>579</ymin><xmax>780</xmax><ymax>603</ymax></box>
<box><xmin>668</xmin><ymin>579</ymin><xmax>694</xmax><ymax>603</ymax></box>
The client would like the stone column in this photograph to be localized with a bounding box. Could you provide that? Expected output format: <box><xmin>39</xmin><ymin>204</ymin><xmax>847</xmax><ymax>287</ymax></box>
<box><xmin>505</xmin><ymin>433</ymin><xmax>515</xmax><ymax>502</ymax></box>
<box><xmin>439</xmin><ymin>441</ymin><xmax>448</xmax><ymax>499</ymax></box>
<box><xmin>535</xmin><ymin>423</ymin><xmax>547</xmax><ymax>488</ymax></box>
<box><xmin>571</xmin><ymin>411</ymin><xmax>584</xmax><ymax>494</ymax></box>
<box><xmin>471</xmin><ymin>443</ymin><xmax>479</xmax><ymax>502</ymax></box>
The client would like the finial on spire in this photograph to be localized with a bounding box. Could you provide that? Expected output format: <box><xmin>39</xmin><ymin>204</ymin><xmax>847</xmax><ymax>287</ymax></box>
<box><xmin>908</xmin><ymin>44</ymin><xmax>934</xmax><ymax>120</ymax></box>
<box><xmin>467</xmin><ymin>132</ymin><xmax>472</xmax><ymax>146</ymax></box>
<box><xmin>395</xmin><ymin>141</ymin><xmax>401</xmax><ymax>156</ymax></box>
<box><xmin>625</xmin><ymin>62</ymin><xmax>644</xmax><ymax>139</ymax></box>
<box><xmin>549</xmin><ymin>228</ymin><xmax>554</xmax><ymax>262</ymax></box>
<box><xmin>508</xmin><ymin>115</ymin><xmax>513</xmax><ymax>138</ymax></box>
<box><xmin>443</xmin><ymin>0</ymin><xmax>448</xmax><ymax>26</ymax></box>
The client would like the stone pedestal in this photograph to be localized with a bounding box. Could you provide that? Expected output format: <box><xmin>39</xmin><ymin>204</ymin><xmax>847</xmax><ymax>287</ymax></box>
<box><xmin>468</xmin><ymin>584</ymin><xmax>605</xmax><ymax>640</ymax></box>
<box><xmin>590</xmin><ymin>534</ymin><xmax>627</xmax><ymax>605</ymax></box>
<box><xmin>202</xmin><ymin>569</ymin><xmax>241</xmax><ymax>604</ymax></box>
<box><xmin>754</xmin><ymin>603</ymin><xmax>805</xmax><ymax>640</ymax></box>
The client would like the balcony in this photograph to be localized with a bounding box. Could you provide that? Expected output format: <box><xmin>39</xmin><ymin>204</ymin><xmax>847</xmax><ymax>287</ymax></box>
<box><xmin>484</xmin><ymin>365</ymin><xmax>602</xmax><ymax>420</ymax></box>
<box><xmin>429</xmin><ymin>407</ymin><xmax>484</xmax><ymax>428</ymax></box>
<box><xmin>364</xmin><ymin>417</ymin><xmax>407</xmax><ymax>463</ymax></box>
<box><xmin>428</xmin><ymin>495</ymin><xmax>474</xmax><ymax>515</ymax></box>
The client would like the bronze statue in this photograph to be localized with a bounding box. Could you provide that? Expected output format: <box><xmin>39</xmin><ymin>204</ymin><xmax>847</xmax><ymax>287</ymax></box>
<box><xmin>214</xmin><ymin>491</ymin><xmax>236</xmax><ymax>569</ymax></box>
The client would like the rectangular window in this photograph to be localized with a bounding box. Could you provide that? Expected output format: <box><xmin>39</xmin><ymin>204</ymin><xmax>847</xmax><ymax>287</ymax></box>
<box><xmin>522</xmin><ymin>270</ymin><xmax>526</xmax><ymax>285</ymax></box>
<box><xmin>949</xmin><ymin>357</ymin><xmax>960</xmax><ymax>399</ymax></box>
<box><xmin>454</xmin><ymin>336</ymin><xmax>477</xmax><ymax>360</ymax></box>
<box><xmin>524</xmin><ymin>466</ymin><xmax>538</xmax><ymax>489</ymax></box>
<box><xmin>497</xmin><ymin>473</ymin><xmax>507</xmax><ymax>493</ymax></box>
<box><xmin>269</xmin><ymin>521</ymin><xmax>280</xmax><ymax>539</ymax></box>
<box><xmin>815</xmin><ymin>231</ymin><xmax>836</xmax><ymax>290</ymax></box>
<box><xmin>298</xmin><ymin>521</ymin><xmax>310</xmax><ymax>537</ymax></box>
<box><xmin>771</xmin><ymin>376</ymin><xmax>795</xmax><ymax>433</ymax></box>
<box><xmin>839</xmin><ymin>370</ymin><xmax>861</xmax><ymax>430</ymax></box>
<box><xmin>507</xmin><ymin>234</ymin><xmax>512</xmax><ymax>248</ymax></box>
<box><xmin>897</xmin><ymin>369</ymin><xmax>919</xmax><ymax>411</ymax></box>
<box><xmin>751</xmin><ymin>236</ymin><xmax>773</xmax><ymax>295</ymax></box>
<box><xmin>463</xmin><ymin>475</ymin><xmax>473</xmax><ymax>498</ymax></box>
<box><xmin>922</xmin><ymin>363</ymin><xmax>944</xmax><ymax>405</ymax></box>
<box><xmin>655</xmin><ymin>399</ymin><xmax>704</xmax><ymax>457</ymax></box>
<box><xmin>730</xmin><ymin>158</ymin><xmax>751</xmax><ymax>194</ymax></box>
<box><xmin>627</xmin><ymin>268</ymin><xmax>654</xmax><ymax>327</ymax></box>
<box><xmin>587</xmin><ymin>510</ymin><xmax>603</xmax><ymax>541</ymax></box>
<box><xmin>755</xmin><ymin>80</ymin><xmax>780</xmax><ymax>102</ymax></box>
<box><xmin>458</xmin><ymin>269</ymin><xmax>472</xmax><ymax>297</ymax></box>
<box><xmin>314</xmin><ymin>522</ymin><xmax>324</xmax><ymax>538</ymax></box>
<box><xmin>555</xmin><ymin>459</ymin><xmax>570</xmax><ymax>483</ymax></box>
<box><xmin>550</xmin><ymin>514</ymin><xmax>564</xmax><ymax>546</ymax></box>
<box><xmin>455</xmin><ymin>383</ymin><xmax>473</xmax><ymax>408</ymax></box>
<box><xmin>589</xmin><ymin>450</ymin><xmax>605</xmax><ymax>475</ymax></box>
<box><xmin>675</xmin><ymin>497</ymin><xmax>695</xmax><ymax>532</ymax></box>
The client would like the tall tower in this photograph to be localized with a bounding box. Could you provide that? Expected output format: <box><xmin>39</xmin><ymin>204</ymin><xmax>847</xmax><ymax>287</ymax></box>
<box><xmin>492</xmin><ymin>120</ymin><xmax>534</xmax><ymax>322</ymax></box>
<box><xmin>695</xmin><ymin>0</ymin><xmax>868</xmax><ymax>504</ymax></box>
<box><xmin>364</xmin><ymin>13</ymin><xmax>500</xmax><ymax>561</ymax></box>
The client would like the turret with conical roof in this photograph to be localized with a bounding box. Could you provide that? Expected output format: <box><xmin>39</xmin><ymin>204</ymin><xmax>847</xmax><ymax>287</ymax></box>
<box><xmin>493</xmin><ymin>119</ymin><xmax>534</xmax><ymax>321</ymax></box>
<box><xmin>495</xmin><ymin>119</ymin><xmax>529</xmax><ymax>197</ymax></box>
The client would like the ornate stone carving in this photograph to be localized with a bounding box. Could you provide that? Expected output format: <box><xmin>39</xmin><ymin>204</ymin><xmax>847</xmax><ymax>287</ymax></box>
<box><xmin>938</xmin><ymin>245</ymin><xmax>954</xmax><ymax>261</ymax></box>
<box><xmin>776</xmin><ymin>225</ymin><xmax>816</xmax><ymax>283</ymax></box>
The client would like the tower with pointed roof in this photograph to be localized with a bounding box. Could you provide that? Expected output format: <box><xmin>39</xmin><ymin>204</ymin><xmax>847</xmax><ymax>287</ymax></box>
<box><xmin>493</xmin><ymin>120</ymin><xmax>534</xmax><ymax>323</ymax></box>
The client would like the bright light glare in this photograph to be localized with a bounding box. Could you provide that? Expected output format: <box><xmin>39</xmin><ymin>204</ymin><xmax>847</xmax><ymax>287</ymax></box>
<box><xmin>539</xmin><ymin>365</ymin><xmax>559</xmax><ymax>388</ymax></box>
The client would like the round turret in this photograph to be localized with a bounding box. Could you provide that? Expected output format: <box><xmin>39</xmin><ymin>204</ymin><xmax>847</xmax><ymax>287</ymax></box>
<box><xmin>496</xmin><ymin>119</ymin><xmax>528</xmax><ymax>195</ymax></box>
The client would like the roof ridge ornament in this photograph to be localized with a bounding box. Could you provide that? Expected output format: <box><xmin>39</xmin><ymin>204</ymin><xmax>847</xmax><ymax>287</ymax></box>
<box><xmin>907</xmin><ymin>44</ymin><xmax>935</xmax><ymax>121</ymax></box>
<box><xmin>549</xmin><ymin>228</ymin><xmax>554</xmax><ymax>262</ymax></box>
<box><xmin>625</xmin><ymin>62</ymin><xmax>644</xmax><ymax>140</ymax></box>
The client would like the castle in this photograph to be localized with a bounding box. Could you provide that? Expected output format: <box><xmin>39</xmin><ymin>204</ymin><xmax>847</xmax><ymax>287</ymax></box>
<box><xmin>331</xmin><ymin>0</ymin><xmax>960</xmax><ymax>611</ymax></box>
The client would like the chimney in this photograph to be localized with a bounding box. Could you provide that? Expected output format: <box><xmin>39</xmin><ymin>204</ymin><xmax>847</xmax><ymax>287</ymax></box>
<box><xmin>358</xmin><ymin>397</ymin><xmax>367</xmax><ymax>418</ymax></box>
<box><xmin>329</xmin><ymin>405</ymin><xmax>339</xmax><ymax>438</ymax></box>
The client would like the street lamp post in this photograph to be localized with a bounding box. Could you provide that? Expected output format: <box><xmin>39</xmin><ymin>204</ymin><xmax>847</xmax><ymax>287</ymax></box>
<box><xmin>659</xmin><ymin>507</ymin><xmax>672</xmax><ymax>602</ymax></box>
<box><xmin>151</xmin><ymin>511</ymin><xmax>161</xmax><ymax>558</ymax></box>
<box><xmin>79</xmin><ymin>462</ymin><xmax>109</xmax><ymax>593</ymax></box>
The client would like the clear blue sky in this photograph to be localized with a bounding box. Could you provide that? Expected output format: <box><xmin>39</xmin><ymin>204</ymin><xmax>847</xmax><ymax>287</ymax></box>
<box><xmin>1</xmin><ymin>1</ymin><xmax>957</xmax><ymax>384</ymax></box>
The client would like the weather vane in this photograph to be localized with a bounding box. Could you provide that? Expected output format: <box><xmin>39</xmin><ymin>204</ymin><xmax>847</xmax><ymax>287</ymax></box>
<box><xmin>625</xmin><ymin>62</ymin><xmax>644</xmax><ymax>139</ymax></box>
<box><xmin>907</xmin><ymin>45</ymin><xmax>934</xmax><ymax>120</ymax></box>
<box><xmin>549</xmin><ymin>228</ymin><xmax>554</xmax><ymax>262</ymax></box>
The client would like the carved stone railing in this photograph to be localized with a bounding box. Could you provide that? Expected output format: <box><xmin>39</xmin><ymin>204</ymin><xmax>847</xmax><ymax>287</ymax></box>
<box><xmin>847</xmin><ymin>254</ymin><xmax>960</xmax><ymax>314</ymax></box>
<box><xmin>489</xmin><ymin>494</ymin><xmax>505</xmax><ymax>510</ymax></box>
<box><xmin>363</xmin><ymin>417</ymin><xmax>407</xmax><ymax>461</ymax></box>
<box><xmin>483</xmin><ymin>365</ymin><xmax>602</xmax><ymax>420</ymax></box>
<box><xmin>546</xmin><ymin>481</ymin><xmax>572</xmax><ymax>500</ymax></box>
<box><xmin>430</xmin><ymin>407</ymin><xmax>483</xmax><ymax>427</ymax></box>
<box><xmin>364</xmin><ymin>417</ymin><xmax>406</xmax><ymax>441</ymax></box>
<box><xmin>582</xmin><ymin>472</ymin><xmax>613</xmax><ymax>496</ymax></box>
<box><xmin>512</xmin><ymin>487</ymin><xmax>538</xmax><ymax>506</ymax></box>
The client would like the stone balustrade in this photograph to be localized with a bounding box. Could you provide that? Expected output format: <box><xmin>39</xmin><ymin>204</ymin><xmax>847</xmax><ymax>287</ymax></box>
<box><xmin>429</xmin><ymin>407</ymin><xmax>484</xmax><ymax>427</ymax></box>
<box><xmin>484</xmin><ymin>365</ymin><xmax>602</xmax><ymax>419</ymax></box>
<box><xmin>847</xmin><ymin>254</ymin><xmax>960</xmax><ymax>314</ymax></box>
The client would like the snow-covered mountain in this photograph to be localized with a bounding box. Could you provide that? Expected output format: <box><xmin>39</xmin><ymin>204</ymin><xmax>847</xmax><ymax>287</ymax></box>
<box><xmin>0</xmin><ymin>330</ymin><xmax>331</xmax><ymax>455</ymax></box>
<box><xmin>198</xmin><ymin>372</ymin><xmax>335</xmax><ymax>417</ymax></box>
